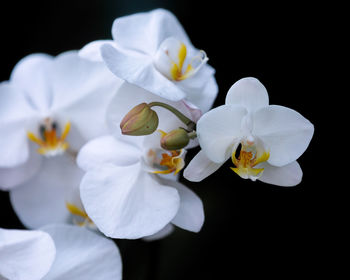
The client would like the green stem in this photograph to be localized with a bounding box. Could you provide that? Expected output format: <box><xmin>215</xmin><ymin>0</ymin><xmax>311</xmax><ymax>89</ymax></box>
<box><xmin>187</xmin><ymin>131</ymin><xmax>197</xmax><ymax>139</ymax></box>
<box><xmin>148</xmin><ymin>102</ymin><xmax>196</xmax><ymax>128</ymax></box>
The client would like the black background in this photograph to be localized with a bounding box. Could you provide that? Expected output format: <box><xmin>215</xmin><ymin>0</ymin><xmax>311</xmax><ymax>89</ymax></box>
<box><xmin>0</xmin><ymin>0</ymin><xmax>336</xmax><ymax>279</ymax></box>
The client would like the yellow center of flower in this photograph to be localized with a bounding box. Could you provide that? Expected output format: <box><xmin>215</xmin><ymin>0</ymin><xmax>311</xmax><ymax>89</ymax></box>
<box><xmin>170</xmin><ymin>43</ymin><xmax>191</xmax><ymax>81</ymax></box>
<box><xmin>66</xmin><ymin>202</ymin><xmax>94</xmax><ymax>227</ymax></box>
<box><xmin>231</xmin><ymin>143</ymin><xmax>270</xmax><ymax>180</ymax></box>
<box><xmin>149</xmin><ymin>149</ymin><xmax>185</xmax><ymax>175</ymax></box>
<box><xmin>169</xmin><ymin>43</ymin><xmax>207</xmax><ymax>81</ymax></box>
<box><xmin>154</xmin><ymin>37</ymin><xmax>208</xmax><ymax>82</ymax></box>
<box><xmin>27</xmin><ymin>118</ymin><xmax>71</xmax><ymax>156</ymax></box>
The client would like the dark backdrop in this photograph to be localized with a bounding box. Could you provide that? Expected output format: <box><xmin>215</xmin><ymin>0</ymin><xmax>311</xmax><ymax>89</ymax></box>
<box><xmin>0</xmin><ymin>0</ymin><xmax>334</xmax><ymax>279</ymax></box>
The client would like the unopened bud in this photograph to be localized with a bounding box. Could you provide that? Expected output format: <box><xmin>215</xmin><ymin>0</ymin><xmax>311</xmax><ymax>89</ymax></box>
<box><xmin>120</xmin><ymin>103</ymin><xmax>159</xmax><ymax>136</ymax></box>
<box><xmin>160</xmin><ymin>128</ymin><xmax>190</xmax><ymax>150</ymax></box>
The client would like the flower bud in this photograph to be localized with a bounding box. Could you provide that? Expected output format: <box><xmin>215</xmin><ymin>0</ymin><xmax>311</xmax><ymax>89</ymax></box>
<box><xmin>120</xmin><ymin>103</ymin><xmax>159</xmax><ymax>136</ymax></box>
<box><xmin>160</xmin><ymin>128</ymin><xmax>190</xmax><ymax>150</ymax></box>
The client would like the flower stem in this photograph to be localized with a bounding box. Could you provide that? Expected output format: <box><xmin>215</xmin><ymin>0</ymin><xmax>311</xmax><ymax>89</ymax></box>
<box><xmin>187</xmin><ymin>131</ymin><xmax>197</xmax><ymax>139</ymax></box>
<box><xmin>148</xmin><ymin>102</ymin><xmax>196</xmax><ymax>128</ymax></box>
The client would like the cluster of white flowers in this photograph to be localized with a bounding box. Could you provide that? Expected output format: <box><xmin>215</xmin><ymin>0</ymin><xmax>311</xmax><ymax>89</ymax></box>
<box><xmin>0</xmin><ymin>8</ymin><xmax>314</xmax><ymax>279</ymax></box>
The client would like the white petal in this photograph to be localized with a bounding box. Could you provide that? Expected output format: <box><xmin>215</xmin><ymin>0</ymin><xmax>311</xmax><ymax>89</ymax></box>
<box><xmin>79</xmin><ymin>40</ymin><xmax>115</xmax><ymax>62</ymax></box>
<box><xmin>10</xmin><ymin>155</ymin><xmax>84</xmax><ymax>228</ymax></box>
<box><xmin>41</xmin><ymin>224</ymin><xmax>122</xmax><ymax>280</ymax></box>
<box><xmin>112</xmin><ymin>8</ymin><xmax>191</xmax><ymax>55</ymax></box>
<box><xmin>0</xmin><ymin>83</ymin><xmax>37</xmax><ymax>167</ymax></box>
<box><xmin>193</xmin><ymin>75</ymin><xmax>219</xmax><ymax>114</ymax></box>
<box><xmin>54</xmin><ymin>52</ymin><xmax>122</xmax><ymax>141</ymax></box>
<box><xmin>143</xmin><ymin>224</ymin><xmax>174</xmax><ymax>241</ymax></box>
<box><xmin>197</xmin><ymin>105</ymin><xmax>247</xmax><ymax>163</ymax></box>
<box><xmin>10</xmin><ymin>53</ymin><xmax>54</xmax><ymax>113</ymax></box>
<box><xmin>225</xmin><ymin>77</ymin><xmax>269</xmax><ymax>113</ymax></box>
<box><xmin>0</xmin><ymin>122</ymin><xmax>28</xmax><ymax>168</ymax></box>
<box><xmin>50</xmin><ymin>52</ymin><xmax>122</xmax><ymax>141</ymax></box>
<box><xmin>157</xmin><ymin>178</ymin><xmax>204</xmax><ymax>232</ymax></box>
<box><xmin>258</xmin><ymin>161</ymin><xmax>303</xmax><ymax>187</ymax></box>
<box><xmin>178</xmin><ymin>66</ymin><xmax>218</xmax><ymax>113</ymax></box>
<box><xmin>57</xmin><ymin>77</ymin><xmax>119</xmax><ymax>141</ymax></box>
<box><xmin>0</xmin><ymin>228</ymin><xmax>55</xmax><ymax>280</ymax></box>
<box><xmin>106</xmin><ymin>82</ymin><xmax>194</xmax><ymax>139</ymax></box>
<box><xmin>253</xmin><ymin>105</ymin><xmax>314</xmax><ymax>166</ymax></box>
<box><xmin>80</xmin><ymin>163</ymin><xmax>180</xmax><ymax>239</ymax></box>
<box><xmin>0</xmin><ymin>83</ymin><xmax>36</xmax><ymax>122</ymax></box>
<box><xmin>77</xmin><ymin>135</ymin><xmax>141</xmax><ymax>172</ymax></box>
<box><xmin>0</xmin><ymin>146</ymin><xmax>42</xmax><ymax>190</ymax></box>
<box><xmin>101</xmin><ymin>44</ymin><xmax>186</xmax><ymax>101</ymax></box>
<box><xmin>51</xmin><ymin>50</ymin><xmax>108</xmax><ymax>109</ymax></box>
<box><xmin>184</xmin><ymin>150</ymin><xmax>223</xmax><ymax>182</ymax></box>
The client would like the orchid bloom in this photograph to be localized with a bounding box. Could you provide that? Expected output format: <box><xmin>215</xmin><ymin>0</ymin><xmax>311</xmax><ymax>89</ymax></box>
<box><xmin>79</xmin><ymin>8</ymin><xmax>218</xmax><ymax>113</ymax></box>
<box><xmin>0</xmin><ymin>51</ymin><xmax>122</xmax><ymax>228</ymax></box>
<box><xmin>184</xmin><ymin>77</ymin><xmax>314</xmax><ymax>186</ymax></box>
<box><xmin>0</xmin><ymin>224</ymin><xmax>122</xmax><ymax>280</ymax></box>
<box><xmin>77</xmin><ymin>83</ymin><xmax>204</xmax><ymax>239</ymax></box>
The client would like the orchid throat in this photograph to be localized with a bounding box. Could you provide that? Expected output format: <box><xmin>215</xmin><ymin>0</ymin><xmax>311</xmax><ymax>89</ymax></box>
<box><xmin>27</xmin><ymin>118</ymin><xmax>71</xmax><ymax>157</ymax></box>
<box><xmin>231</xmin><ymin>140</ymin><xmax>270</xmax><ymax>181</ymax></box>
<box><xmin>148</xmin><ymin>148</ymin><xmax>185</xmax><ymax>175</ymax></box>
<box><xmin>154</xmin><ymin>37</ymin><xmax>208</xmax><ymax>82</ymax></box>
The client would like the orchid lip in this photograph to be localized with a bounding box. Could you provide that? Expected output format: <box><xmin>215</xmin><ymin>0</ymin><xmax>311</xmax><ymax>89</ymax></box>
<box><xmin>27</xmin><ymin>118</ymin><xmax>71</xmax><ymax>157</ymax></box>
<box><xmin>147</xmin><ymin>148</ymin><xmax>185</xmax><ymax>175</ymax></box>
<box><xmin>231</xmin><ymin>141</ymin><xmax>270</xmax><ymax>181</ymax></box>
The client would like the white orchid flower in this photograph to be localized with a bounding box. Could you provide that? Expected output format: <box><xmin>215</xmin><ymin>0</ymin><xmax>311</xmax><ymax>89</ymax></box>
<box><xmin>0</xmin><ymin>228</ymin><xmax>55</xmax><ymax>280</ymax></box>
<box><xmin>79</xmin><ymin>8</ymin><xmax>218</xmax><ymax>113</ymax></box>
<box><xmin>0</xmin><ymin>224</ymin><xmax>122</xmax><ymax>280</ymax></box>
<box><xmin>0</xmin><ymin>51</ymin><xmax>122</xmax><ymax>228</ymax></box>
<box><xmin>184</xmin><ymin>77</ymin><xmax>314</xmax><ymax>187</ymax></box>
<box><xmin>77</xmin><ymin>83</ymin><xmax>204</xmax><ymax>239</ymax></box>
